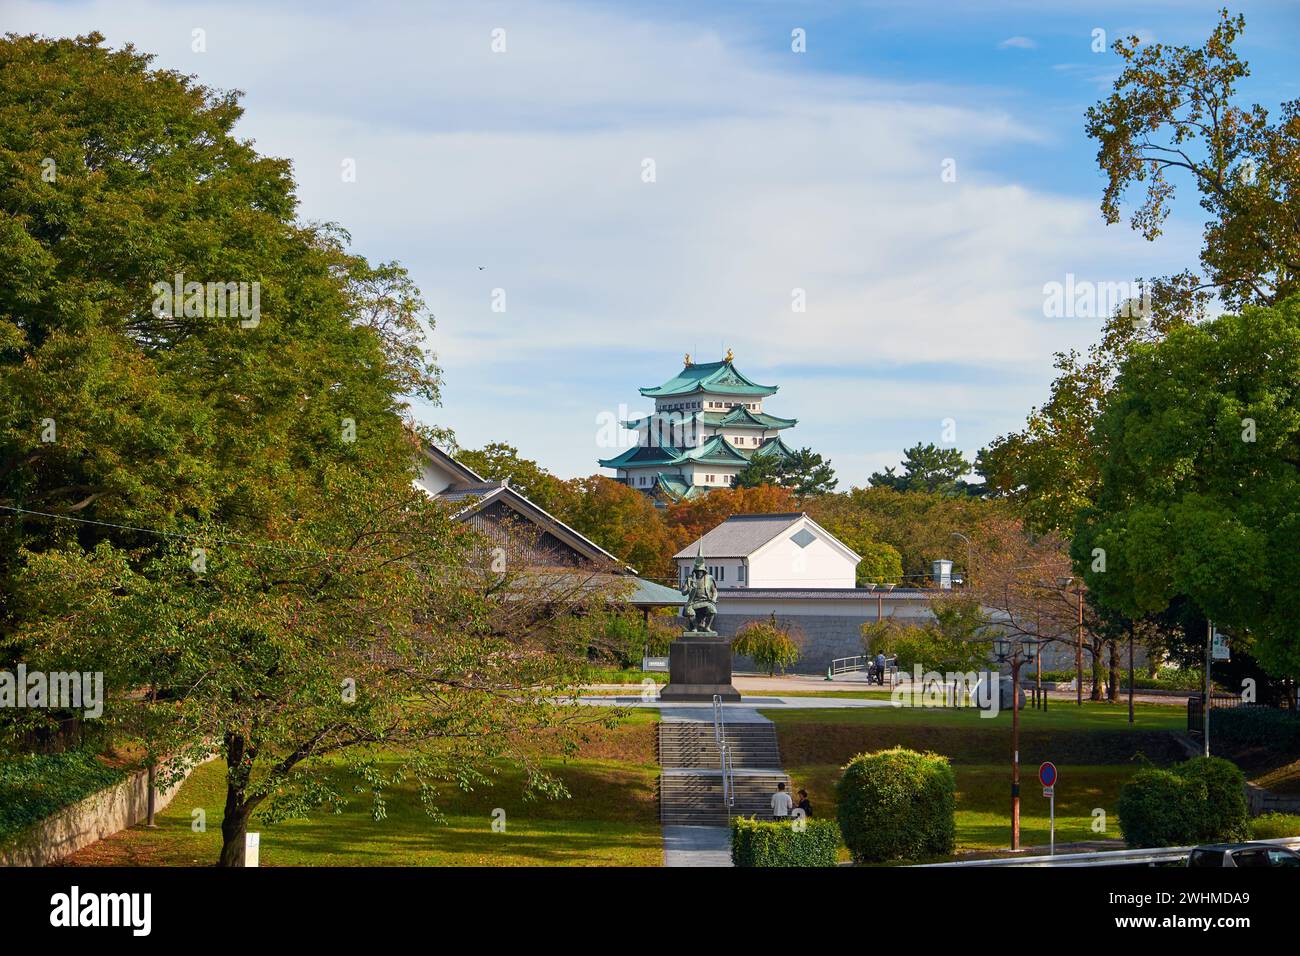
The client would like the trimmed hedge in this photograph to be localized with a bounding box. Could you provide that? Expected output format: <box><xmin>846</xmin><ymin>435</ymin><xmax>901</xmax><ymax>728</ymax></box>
<box><xmin>837</xmin><ymin>747</ymin><xmax>955</xmax><ymax>863</ymax></box>
<box><xmin>1210</xmin><ymin>707</ymin><xmax>1300</xmax><ymax>754</ymax></box>
<box><xmin>0</xmin><ymin>750</ymin><xmax>125</xmax><ymax>844</ymax></box>
<box><xmin>1117</xmin><ymin>756</ymin><xmax>1249</xmax><ymax>848</ymax></box>
<box><xmin>730</xmin><ymin>816</ymin><xmax>840</xmax><ymax>867</ymax></box>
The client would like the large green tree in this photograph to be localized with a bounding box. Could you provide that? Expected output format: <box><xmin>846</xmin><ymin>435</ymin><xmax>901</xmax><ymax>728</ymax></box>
<box><xmin>731</xmin><ymin>446</ymin><xmax>838</xmax><ymax>498</ymax></box>
<box><xmin>870</xmin><ymin>442</ymin><xmax>981</xmax><ymax>496</ymax></box>
<box><xmin>1072</xmin><ymin>297</ymin><xmax>1300</xmax><ymax>680</ymax></box>
<box><xmin>0</xmin><ymin>33</ymin><xmax>605</xmax><ymax>864</ymax></box>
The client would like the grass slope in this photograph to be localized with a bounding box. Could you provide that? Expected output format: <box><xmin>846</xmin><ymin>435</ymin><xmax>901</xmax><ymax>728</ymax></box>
<box><xmin>64</xmin><ymin>713</ymin><xmax>663</xmax><ymax>867</ymax></box>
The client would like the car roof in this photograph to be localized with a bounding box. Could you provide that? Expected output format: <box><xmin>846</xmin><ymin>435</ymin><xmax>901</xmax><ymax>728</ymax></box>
<box><xmin>1197</xmin><ymin>842</ymin><xmax>1293</xmax><ymax>851</ymax></box>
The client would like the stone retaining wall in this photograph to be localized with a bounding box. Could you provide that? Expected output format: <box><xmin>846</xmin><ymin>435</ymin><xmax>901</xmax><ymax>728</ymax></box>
<box><xmin>0</xmin><ymin>758</ymin><xmax>209</xmax><ymax>867</ymax></box>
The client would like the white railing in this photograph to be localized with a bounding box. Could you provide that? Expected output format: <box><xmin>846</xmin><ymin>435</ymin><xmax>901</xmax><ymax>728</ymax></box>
<box><xmin>830</xmin><ymin>655</ymin><xmax>868</xmax><ymax>675</ymax></box>
<box><xmin>829</xmin><ymin>655</ymin><xmax>899</xmax><ymax>686</ymax></box>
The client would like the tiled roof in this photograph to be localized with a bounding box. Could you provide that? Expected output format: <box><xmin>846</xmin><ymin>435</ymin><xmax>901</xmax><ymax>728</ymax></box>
<box><xmin>436</xmin><ymin>480</ymin><xmax>508</xmax><ymax>503</ymax></box>
<box><xmin>639</xmin><ymin>360</ymin><xmax>778</xmax><ymax>398</ymax></box>
<box><xmin>673</xmin><ymin>512</ymin><xmax>806</xmax><ymax>559</ymax></box>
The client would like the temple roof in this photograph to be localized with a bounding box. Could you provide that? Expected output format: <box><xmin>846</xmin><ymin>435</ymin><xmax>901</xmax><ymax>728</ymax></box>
<box><xmin>750</xmin><ymin>435</ymin><xmax>798</xmax><ymax>460</ymax></box>
<box><xmin>599</xmin><ymin>433</ymin><xmax>797</xmax><ymax>471</ymax></box>
<box><xmin>621</xmin><ymin>406</ymin><xmax>796</xmax><ymax>431</ymax></box>
<box><xmin>653</xmin><ymin>473</ymin><xmax>710</xmax><ymax>502</ymax></box>
<box><xmin>599</xmin><ymin>433</ymin><xmax>754</xmax><ymax>470</ymax></box>
<box><xmin>639</xmin><ymin>359</ymin><xmax>779</xmax><ymax>398</ymax></box>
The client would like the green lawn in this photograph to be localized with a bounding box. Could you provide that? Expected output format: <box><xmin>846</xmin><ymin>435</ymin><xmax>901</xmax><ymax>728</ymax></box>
<box><xmin>763</xmin><ymin>699</ymin><xmax>1185</xmax><ymax>731</ymax></box>
<box><xmin>56</xmin><ymin>700</ymin><xmax>1195</xmax><ymax>866</ymax></box>
<box><xmin>767</xmin><ymin>701</ymin><xmax>1186</xmax><ymax>857</ymax></box>
<box><xmin>64</xmin><ymin>713</ymin><xmax>664</xmax><ymax>867</ymax></box>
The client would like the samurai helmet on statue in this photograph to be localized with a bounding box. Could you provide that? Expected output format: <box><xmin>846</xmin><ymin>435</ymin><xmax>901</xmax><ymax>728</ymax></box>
<box><xmin>692</xmin><ymin>544</ymin><xmax>707</xmax><ymax>576</ymax></box>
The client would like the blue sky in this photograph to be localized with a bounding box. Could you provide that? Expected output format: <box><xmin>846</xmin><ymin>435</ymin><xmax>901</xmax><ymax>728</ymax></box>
<box><xmin>11</xmin><ymin>0</ymin><xmax>1300</xmax><ymax>484</ymax></box>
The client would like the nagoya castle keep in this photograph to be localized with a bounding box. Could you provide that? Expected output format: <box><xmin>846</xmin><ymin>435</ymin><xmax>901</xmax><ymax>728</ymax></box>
<box><xmin>598</xmin><ymin>350</ymin><xmax>798</xmax><ymax>501</ymax></box>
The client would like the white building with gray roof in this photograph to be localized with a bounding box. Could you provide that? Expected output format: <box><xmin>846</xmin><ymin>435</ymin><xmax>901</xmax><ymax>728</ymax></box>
<box><xmin>672</xmin><ymin>512</ymin><xmax>861</xmax><ymax>590</ymax></box>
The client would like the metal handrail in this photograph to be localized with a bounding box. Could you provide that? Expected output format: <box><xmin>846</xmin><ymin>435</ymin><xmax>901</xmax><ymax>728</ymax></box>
<box><xmin>722</xmin><ymin>744</ymin><xmax>734</xmax><ymax>808</ymax></box>
<box><xmin>712</xmin><ymin>694</ymin><xmax>734</xmax><ymax>809</ymax></box>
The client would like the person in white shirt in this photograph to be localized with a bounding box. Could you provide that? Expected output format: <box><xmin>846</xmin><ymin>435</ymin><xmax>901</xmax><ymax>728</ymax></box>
<box><xmin>771</xmin><ymin>781</ymin><xmax>793</xmax><ymax>819</ymax></box>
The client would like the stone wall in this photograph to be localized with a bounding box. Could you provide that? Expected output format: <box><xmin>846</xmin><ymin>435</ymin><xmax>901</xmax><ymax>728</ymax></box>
<box><xmin>718</xmin><ymin>611</ymin><xmax>872</xmax><ymax>675</ymax></box>
<box><xmin>0</xmin><ymin>758</ymin><xmax>210</xmax><ymax>867</ymax></box>
<box><xmin>719</xmin><ymin>610</ymin><xmax>1152</xmax><ymax>677</ymax></box>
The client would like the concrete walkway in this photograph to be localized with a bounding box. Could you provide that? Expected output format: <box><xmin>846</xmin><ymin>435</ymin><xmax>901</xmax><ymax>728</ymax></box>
<box><xmin>663</xmin><ymin>825</ymin><xmax>733</xmax><ymax>866</ymax></box>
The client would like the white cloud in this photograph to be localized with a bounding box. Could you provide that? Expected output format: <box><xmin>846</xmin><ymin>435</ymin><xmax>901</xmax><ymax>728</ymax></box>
<box><xmin>8</xmin><ymin>0</ymin><xmax>1190</xmax><ymax>484</ymax></box>
<box><xmin>998</xmin><ymin>36</ymin><xmax>1038</xmax><ymax>49</ymax></box>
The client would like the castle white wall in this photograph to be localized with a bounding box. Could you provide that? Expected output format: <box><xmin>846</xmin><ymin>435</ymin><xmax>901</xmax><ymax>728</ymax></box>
<box><xmin>748</xmin><ymin>522</ymin><xmax>856</xmax><ymax>588</ymax></box>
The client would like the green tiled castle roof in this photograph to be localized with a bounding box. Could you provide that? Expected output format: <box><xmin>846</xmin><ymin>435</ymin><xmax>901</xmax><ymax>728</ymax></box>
<box><xmin>620</xmin><ymin>406</ymin><xmax>796</xmax><ymax>431</ymax></box>
<box><xmin>598</xmin><ymin>433</ymin><xmax>796</xmax><ymax>471</ymax></box>
<box><xmin>749</xmin><ymin>435</ymin><xmax>797</xmax><ymax>460</ymax></box>
<box><xmin>639</xmin><ymin>359</ymin><xmax>778</xmax><ymax>398</ymax></box>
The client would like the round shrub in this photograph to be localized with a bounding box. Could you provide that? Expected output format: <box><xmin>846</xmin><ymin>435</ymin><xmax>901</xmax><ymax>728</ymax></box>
<box><xmin>836</xmin><ymin>747</ymin><xmax>956</xmax><ymax>863</ymax></box>
<box><xmin>1117</xmin><ymin>756</ymin><xmax>1249</xmax><ymax>847</ymax></box>
<box><xmin>1179</xmin><ymin>756</ymin><xmax>1249</xmax><ymax>843</ymax></box>
<box><xmin>1116</xmin><ymin>768</ymin><xmax>1205</xmax><ymax>847</ymax></box>
<box><xmin>730</xmin><ymin>817</ymin><xmax>840</xmax><ymax>867</ymax></box>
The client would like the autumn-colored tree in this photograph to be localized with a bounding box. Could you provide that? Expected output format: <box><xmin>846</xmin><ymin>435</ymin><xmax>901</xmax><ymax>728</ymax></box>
<box><xmin>1086</xmin><ymin>10</ymin><xmax>1299</xmax><ymax>310</ymax></box>
<box><xmin>457</xmin><ymin>442</ymin><xmax>578</xmax><ymax>518</ymax></box>
<box><xmin>805</xmin><ymin>486</ymin><xmax>1010</xmax><ymax>585</ymax></box>
<box><xmin>562</xmin><ymin>475</ymin><xmax>688</xmax><ymax>580</ymax></box>
<box><xmin>664</xmin><ymin>483</ymin><xmax>798</xmax><ymax>543</ymax></box>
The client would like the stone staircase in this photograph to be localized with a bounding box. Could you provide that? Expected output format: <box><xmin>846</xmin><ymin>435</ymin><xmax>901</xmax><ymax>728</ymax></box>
<box><xmin>657</xmin><ymin>720</ymin><xmax>789</xmax><ymax>826</ymax></box>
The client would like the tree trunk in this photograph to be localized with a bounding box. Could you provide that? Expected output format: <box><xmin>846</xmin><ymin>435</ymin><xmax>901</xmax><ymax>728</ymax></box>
<box><xmin>1090</xmin><ymin>639</ymin><xmax>1105</xmax><ymax>701</ymax></box>
<box><xmin>217</xmin><ymin>733</ymin><xmax>253</xmax><ymax>867</ymax></box>
<box><xmin>218</xmin><ymin>803</ymin><xmax>249</xmax><ymax>867</ymax></box>
<box><xmin>1107</xmin><ymin>638</ymin><xmax>1118</xmax><ymax>702</ymax></box>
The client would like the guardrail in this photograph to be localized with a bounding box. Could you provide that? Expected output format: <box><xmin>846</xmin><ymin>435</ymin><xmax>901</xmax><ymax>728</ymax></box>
<box><xmin>915</xmin><ymin>836</ymin><xmax>1300</xmax><ymax>868</ymax></box>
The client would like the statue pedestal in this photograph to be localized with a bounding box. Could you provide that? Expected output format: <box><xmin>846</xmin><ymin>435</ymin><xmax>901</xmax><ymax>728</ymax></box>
<box><xmin>659</xmin><ymin>634</ymin><xmax>741</xmax><ymax>702</ymax></box>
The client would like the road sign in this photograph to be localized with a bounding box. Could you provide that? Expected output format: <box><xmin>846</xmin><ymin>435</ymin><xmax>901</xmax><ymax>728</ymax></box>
<box><xmin>1042</xmin><ymin>786</ymin><xmax>1054</xmax><ymax>798</ymax></box>
<box><xmin>1038</xmin><ymin>762</ymin><xmax>1057</xmax><ymax>788</ymax></box>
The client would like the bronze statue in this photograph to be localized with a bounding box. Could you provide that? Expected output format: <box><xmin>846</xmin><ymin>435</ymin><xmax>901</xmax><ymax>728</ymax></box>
<box><xmin>681</xmin><ymin>550</ymin><xmax>718</xmax><ymax>634</ymax></box>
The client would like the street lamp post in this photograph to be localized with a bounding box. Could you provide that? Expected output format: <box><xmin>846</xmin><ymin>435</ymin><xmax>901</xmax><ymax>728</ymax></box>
<box><xmin>950</xmin><ymin>531</ymin><xmax>973</xmax><ymax>590</ymax></box>
<box><xmin>993</xmin><ymin>633</ymin><xmax>1040</xmax><ymax>851</ymax></box>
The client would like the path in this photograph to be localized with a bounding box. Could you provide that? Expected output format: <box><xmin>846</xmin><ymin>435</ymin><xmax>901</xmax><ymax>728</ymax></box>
<box><xmin>656</xmin><ymin>704</ymin><xmax>789</xmax><ymax>867</ymax></box>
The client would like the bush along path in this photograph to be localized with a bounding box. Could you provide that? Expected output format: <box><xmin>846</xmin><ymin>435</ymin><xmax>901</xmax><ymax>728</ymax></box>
<box><xmin>657</xmin><ymin>707</ymin><xmax>789</xmax><ymax>867</ymax></box>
